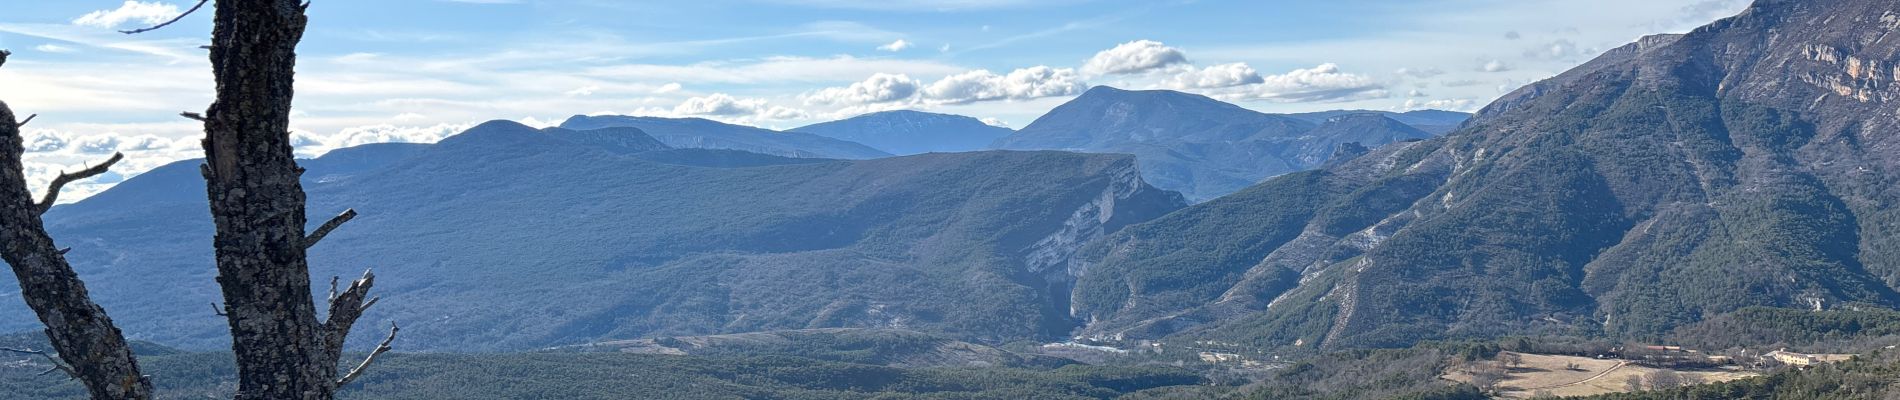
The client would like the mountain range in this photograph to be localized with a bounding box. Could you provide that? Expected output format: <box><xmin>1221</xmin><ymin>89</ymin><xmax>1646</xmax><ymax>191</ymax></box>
<box><xmin>992</xmin><ymin>86</ymin><xmax>1459</xmax><ymax>201</ymax></box>
<box><xmin>1066</xmin><ymin>0</ymin><xmax>1900</xmax><ymax>350</ymax></box>
<box><xmin>1</xmin><ymin>121</ymin><xmax>1183</xmax><ymax>350</ymax></box>
<box><xmin>559</xmin><ymin>115</ymin><xmax>891</xmax><ymax>159</ymax></box>
<box><xmin>789</xmin><ymin>110</ymin><xmax>1015</xmax><ymax>155</ymax></box>
<box><xmin>15</xmin><ymin>0</ymin><xmax>1879</xmax><ymax>357</ymax></box>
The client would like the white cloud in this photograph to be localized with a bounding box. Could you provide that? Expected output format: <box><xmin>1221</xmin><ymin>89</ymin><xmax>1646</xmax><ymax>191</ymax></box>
<box><xmin>1480</xmin><ymin>60</ymin><xmax>1511</xmax><ymax>72</ymax></box>
<box><xmin>1523</xmin><ymin>39</ymin><xmax>1595</xmax><ymax>61</ymax></box>
<box><xmin>516</xmin><ymin>116</ymin><xmax>562</xmax><ymax>129</ymax></box>
<box><xmin>1164</xmin><ymin>63</ymin><xmax>1265</xmax><ymax>89</ymax></box>
<box><xmin>565</xmin><ymin>86</ymin><xmax>601</xmax><ymax>96</ymax></box>
<box><xmin>980</xmin><ymin>117</ymin><xmax>1011</xmax><ymax>128</ymax></box>
<box><xmin>22</xmin><ymin>129</ymin><xmax>72</xmax><ymax>153</ymax></box>
<box><xmin>921</xmin><ymin>66</ymin><xmax>1088</xmax><ymax>104</ymax></box>
<box><xmin>1395</xmin><ymin>67</ymin><xmax>1446</xmax><ymax>78</ymax></box>
<box><xmin>673</xmin><ymin>94</ymin><xmax>809</xmax><ymax>120</ymax></box>
<box><xmin>804</xmin><ymin>73</ymin><xmax>922</xmax><ymax>106</ymax></box>
<box><xmin>73</xmin><ymin>135</ymin><xmax>126</xmax><ymax>154</ymax></box>
<box><xmin>119</xmin><ymin>134</ymin><xmax>174</xmax><ymax>151</ymax></box>
<box><xmin>877</xmin><ymin>39</ymin><xmax>914</xmax><ymax>52</ymax></box>
<box><xmin>1403</xmin><ymin>98</ymin><xmax>1479</xmax><ymax>111</ymax></box>
<box><xmin>1208</xmin><ymin>63</ymin><xmax>1388</xmax><ymax>103</ymax></box>
<box><xmin>334</xmin><ymin>123</ymin><xmax>474</xmax><ymax>148</ymax></box>
<box><xmin>34</xmin><ymin>44</ymin><xmax>75</xmax><ymax>53</ymax></box>
<box><xmin>72</xmin><ymin>1</ymin><xmax>181</xmax><ymax>29</ymax></box>
<box><xmin>653</xmin><ymin>83</ymin><xmax>683</xmax><ymax>94</ymax></box>
<box><xmin>1082</xmin><ymin>40</ymin><xmax>1189</xmax><ymax>76</ymax></box>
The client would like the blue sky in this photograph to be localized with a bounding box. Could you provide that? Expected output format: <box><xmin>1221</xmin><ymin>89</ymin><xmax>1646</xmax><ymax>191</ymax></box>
<box><xmin>0</xmin><ymin>0</ymin><xmax>1748</xmax><ymax>200</ymax></box>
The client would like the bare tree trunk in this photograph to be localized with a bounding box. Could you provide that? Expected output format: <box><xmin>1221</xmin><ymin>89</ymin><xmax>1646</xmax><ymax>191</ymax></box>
<box><xmin>200</xmin><ymin>2</ymin><xmax>387</xmax><ymax>399</ymax></box>
<box><xmin>0</xmin><ymin>50</ymin><xmax>152</xmax><ymax>400</ymax></box>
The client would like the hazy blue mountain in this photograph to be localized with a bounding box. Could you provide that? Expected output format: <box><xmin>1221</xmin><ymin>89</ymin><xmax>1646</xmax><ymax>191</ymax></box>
<box><xmin>790</xmin><ymin>110</ymin><xmax>1015</xmax><ymax>155</ymax></box>
<box><xmin>991</xmin><ymin>86</ymin><xmax>1454</xmax><ymax>201</ymax></box>
<box><xmin>1287</xmin><ymin>109</ymin><xmax>1472</xmax><ymax>134</ymax></box>
<box><xmin>1068</xmin><ymin>0</ymin><xmax>1900</xmax><ymax>350</ymax></box>
<box><xmin>560</xmin><ymin>115</ymin><xmax>890</xmax><ymax>159</ymax></box>
<box><xmin>2</xmin><ymin>121</ymin><xmax>1183</xmax><ymax>351</ymax></box>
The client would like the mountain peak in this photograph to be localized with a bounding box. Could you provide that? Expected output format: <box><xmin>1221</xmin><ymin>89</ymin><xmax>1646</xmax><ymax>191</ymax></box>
<box><xmin>562</xmin><ymin>114</ymin><xmax>891</xmax><ymax>159</ymax></box>
<box><xmin>791</xmin><ymin>110</ymin><xmax>1013</xmax><ymax>155</ymax></box>
<box><xmin>435</xmin><ymin>119</ymin><xmax>552</xmax><ymax>148</ymax></box>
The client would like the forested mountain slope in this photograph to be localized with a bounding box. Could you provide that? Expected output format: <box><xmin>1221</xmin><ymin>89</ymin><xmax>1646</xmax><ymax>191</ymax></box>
<box><xmin>791</xmin><ymin>110</ymin><xmax>1015</xmax><ymax>155</ymax></box>
<box><xmin>0</xmin><ymin>121</ymin><xmax>1184</xmax><ymax>350</ymax></box>
<box><xmin>1069</xmin><ymin>0</ymin><xmax>1900</xmax><ymax>350</ymax></box>
<box><xmin>991</xmin><ymin>87</ymin><xmax>1451</xmax><ymax>201</ymax></box>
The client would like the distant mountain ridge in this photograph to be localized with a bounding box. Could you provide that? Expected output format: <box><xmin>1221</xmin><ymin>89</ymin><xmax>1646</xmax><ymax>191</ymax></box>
<box><xmin>560</xmin><ymin>115</ymin><xmax>890</xmax><ymax>159</ymax></box>
<box><xmin>790</xmin><ymin>110</ymin><xmax>1014</xmax><ymax>155</ymax></box>
<box><xmin>1067</xmin><ymin>0</ymin><xmax>1900</xmax><ymax>350</ymax></box>
<box><xmin>1286</xmin><ymin>109</ymin><xmax>1472</xmax><ymax>134</ymax></box>
<box><xmin>992</xmin><ymin>86</ymin><xmax>1461</xmax><ymax>201</ymax></box>
<box><xmin>3</xmin><ymin>120</ymin><xmax>1184</xmax><ymax>351</ymax></box>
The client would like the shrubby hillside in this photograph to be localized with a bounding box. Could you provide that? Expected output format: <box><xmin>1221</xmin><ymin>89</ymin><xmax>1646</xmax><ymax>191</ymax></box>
<box><xmin>0</xmin><ymin>121</ymin><xmax>1184</xmax><ymax>351</ymax></box>
<box><xmin>1070</xmin><ymin>0</ymin><xmax>1900</xmax><ymax>351</ymax></box>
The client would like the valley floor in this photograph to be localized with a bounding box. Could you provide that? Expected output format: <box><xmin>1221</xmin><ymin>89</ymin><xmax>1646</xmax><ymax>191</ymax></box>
<box><xmin>1444</xmin><ymin>352</ymin><xmax>1760</xmax><ymax>398</ymax></box>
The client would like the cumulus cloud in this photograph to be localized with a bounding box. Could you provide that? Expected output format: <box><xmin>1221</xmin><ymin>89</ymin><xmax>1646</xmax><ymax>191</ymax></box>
<box><xmin>1480</xmin><ymin>60</ymin><xmax>1511</xmax><ymax>72</ymax></box>
<box><xmin>921</xmin><ymin>66</ymin><xmax>1088</xmax><ymax>104</ymax></box>
<box><xmin>565</xmin><ymin>86</ymin><xmax>600</xmax><ymax>96</ymax></box>
<box><xmin>980</xmin><ymin>117</ymin><xmax>1011</xmax><ymax>128</ymax></box>
<box><xmin>1082</xmin><ymin>40</ymin><xmax>1189</xmax><ymax>76</ymax></box>
<box><xmin>1523</xmin><ymin>39</ymin><xmax>1595</xmax><ymax>61</ymax></box>
<box><xmin>1395</xmin><ymin>67</ymin><xmax>1446</xmax><ymax>79</ymax></box>
<box><xmin>804</xmin><ymin>73</ymin><xmax>922</xmax><ymax>105</ymax></box>
<box><xmin>334</xmin><ymin>123</ymin><xmax>474</xmax><ymax>148</ymax></box>
<box><xmin>289</xmin><ymin>129</ymin><xmax>329</xmax><ymax>149</ymax></box>
<box><xmin>73</xmin><ymin>135</ymin><xmax>127</xmax><ymax>154</ymax></box>
<box><xmin>876</xmin><ymin>39</ymin><xmax>914</xmax><ymax>52</ymax></box>
<box><xmin>1211</xmin><ymin>63</ymin><xmax>1387</xmax><ymax>103</ymax></box>
<box><xmin>119</xmin><ymin>134</ymin><xmax>174</xmax><ymax>151</ymax></box>
<box><xmin>674</xmin><ymin>94</ymin><xmax>809</xmax><ymax>120</ymax></box>
<box><xmin>72</xmin><ymin>1</ymin><xmax>182</xmax><ymax>29</ymax></box>
<box><xmin>1403</xmin><ymin>98</ymin><xmax>1479</xmax><ymax>111</ymax></box>
<box><xmin>22</xmin><ymin>130</ymin><xmax>71</xmax><ymax>153</ymax></box>
<box><xmin>1164</xmin><ymin>63</ymin><xmax>1265</xmax><ymax>89</ymax></box>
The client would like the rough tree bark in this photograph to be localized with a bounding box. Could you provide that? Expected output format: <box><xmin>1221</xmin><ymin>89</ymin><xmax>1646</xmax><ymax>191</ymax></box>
<box><xmin>200</xmin><ymin>1</ymin><xmax>390</xmax><ymax>399</ymax></box>
<box><xmin>0</xmin><ymin>50</ymin><xmax>153</xmax><ymax>400</ymax></box>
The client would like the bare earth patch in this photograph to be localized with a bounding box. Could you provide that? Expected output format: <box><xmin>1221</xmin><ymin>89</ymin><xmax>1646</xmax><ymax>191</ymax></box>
<box><xmin>1444</xmin><ymin>352</ymin><xmax>1761</xmax><ymax>398</ymax></box>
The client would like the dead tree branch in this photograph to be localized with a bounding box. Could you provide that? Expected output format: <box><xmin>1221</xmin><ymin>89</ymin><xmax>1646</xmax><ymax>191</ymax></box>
<box><xmin>179</xmin><ymin>112</ymin><xmax>205</xmax><ymax>121</ymax></box>
<box><xmin>38</xmin><ymin>152</ymin><xmax>124</xmax><ymax>214</ymax></box>
<box><xmin>120</xmin><ymin>0</ymin><xmax>210</xmax><ymax>34</ymax></box>
<box><xmin>2</xmin><ymin>348</ymin><xmax>76</xmax><ymax>380</ymax></box>
<box><xmin>304</xmin><ymin>209</ymin><xmax>356</xmax><ymax>249</ymax></box>
<box><xmin>0</xmin><ymin>55</ymin><xmax>152</xmax><ymax>399</ymax></box>
<box><xmin>335</xmin><ymin>322</ymin><xmax>398</xmax><ymax>387</ymax></box>
<box><xmin>322</xmin><ymin>269</ymin><xmax>378</xmax><ymax>351</ymax></box>
<box><xmin>17</xmin><ymin>114</ymin><xmax>34</xmax><ymax>127</ymax></box>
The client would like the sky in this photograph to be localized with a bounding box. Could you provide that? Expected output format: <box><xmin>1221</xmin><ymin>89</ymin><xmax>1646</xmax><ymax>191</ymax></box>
<box><xmin>0</xmin><ymin>0</ymin><xmax>1750</xmax><ymax>201</ymax></box>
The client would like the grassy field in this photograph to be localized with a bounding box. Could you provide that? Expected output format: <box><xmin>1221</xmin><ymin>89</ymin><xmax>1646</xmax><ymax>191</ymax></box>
<box><xmin>1444</xmin><ymin>352</ymin><xmax>1760</xmax><ymax>398</ymax></box>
